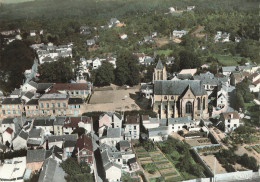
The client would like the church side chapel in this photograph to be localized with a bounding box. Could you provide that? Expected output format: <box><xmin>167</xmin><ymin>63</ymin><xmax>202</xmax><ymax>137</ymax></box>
<box><xmin>152</xmin><ymin>59</ymin><xmax>209</xmax><ymax>120</ymax></box>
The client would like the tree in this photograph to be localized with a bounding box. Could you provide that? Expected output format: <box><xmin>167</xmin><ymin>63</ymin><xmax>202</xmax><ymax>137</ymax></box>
<box><xmin>179</xmin><ymin>50</ymin><xmax>201</xmax><ymax>69</ymax></box>
<box><xmin>0</xmin><ymin>40</ymin><xmax>35</xmax><ymax>93</ymax></box>
<box><xmin>38</xmin><ymin>57</ymin><xmax>74</xmax><ymax>83</ymax></box>
<box><xmin>115</xmin><ymin>51</ymin><xmax>140</xmax><ymax>86</ymax></box>
<box><xmin>94</xmin><ymin>62</ymin><xmax>114</xmax><ymax>86</ymax></box>
<box><xmin>235</xmin><ymin>91</ymin><xmax>244</xmax><ymax>110</ymax></box>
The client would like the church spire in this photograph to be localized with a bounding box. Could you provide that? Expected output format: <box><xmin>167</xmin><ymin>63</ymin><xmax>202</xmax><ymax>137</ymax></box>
<box><xmin>156</xmin><ymin>58</ymin><xmax>163</xmax><ymax>69</ymax></box>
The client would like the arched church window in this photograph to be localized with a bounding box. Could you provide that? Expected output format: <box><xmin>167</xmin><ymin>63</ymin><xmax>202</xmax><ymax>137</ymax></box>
<box><xmin>186</xmin><ymin>101</ymin><xmax>192</xmax><ymax>114</ymax></box>
<box><xmin>197</xmin><ymin>98</ymin><xmax>201</xmax><ymax>110</ymax></box>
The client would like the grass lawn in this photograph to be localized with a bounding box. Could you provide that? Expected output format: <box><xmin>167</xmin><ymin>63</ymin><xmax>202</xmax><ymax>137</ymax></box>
<box><xmin>211</xmin><ymin>54</ymin><xmax>250</xmax><ymax>66</ymax></box>
<box><xmin>156</xmin><ymin>49</ymin><xmax>173</xmax><ymax>57</ymax></box>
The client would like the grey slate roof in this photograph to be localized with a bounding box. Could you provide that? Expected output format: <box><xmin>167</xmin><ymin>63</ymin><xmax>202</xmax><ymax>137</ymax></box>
<box><xmin>28</xmin><ymin>81</ymin><xmax>38</xmax><ymax>88</ymax></box>
<box><xmin>68</xmin><ymin>98</ymin><xmax>83</xmax><ymax>104</ymax></box>
<box><xmin>26</xmin><ymin>149</ymin><xmax>46</xmax><ymax>163</ymax></box>
<box><xmin>24</xmin><ymin>92</ymin><xmax>34</xmax><ymax>99</ymax></box>
<box><xmin>168</xmin><ymin>116</ymin><xmax>193</xmax><ymax>124</ymax></box>
<box><xmin>2</xmin><ymin>98</ymin><xmax>21</xmax><ymax>104</ymax></box>
<box><xmin>107</xmin><ymin>128</ymin><xmax>121</xmax><ymax>138</ymax></box>
<box><xmin>19</xmin><ymin>130</ymin><xmax>29</xmax><ymax>140</ymax></box>
<box><xmin>2</xmin><ymin>117</ymin><xmax>14</xmax><ymax>124</ymax></box>
<box><xmin>26</xmin><ymin>99</ymin><xmax>39</xmax><ymax>105</ymax></box>
<box><xmin>54</xmin><ymin>116</ymin><xmax>65</xmax><ymax>125</ymax></box>
<box><xmin>29</xmin><ymin>128</ymin><xmax>42</xmax><ymax>138</ymax></box>
<box><xmin>154</xmin><ymin>80</ymin><xmax>206</xmax><ymax>96</ymax></box>
<box><xmin>63</xmin><ymin>140</ymin><xmax>76</xmax><ymax>148</ymax></box>
<box><xmin>10</xmin><ymin>89</ymin><xmax>21</xmax><ymax>96</ymax></box>
<box><xmin>148</xmin><ymin>126</ymin><xmax>168</xmax><ymax>137</ymax></box>
<box><xmin>156</xmin><ymin>59</ymin><xmax>164</xmax><ymax>69</ymax></box>
<box><xmin>101</xmin><ymin>150</ymin><xmax>110</xmax><ymax>166</ymax></box>
<box><xmin>27</xmin><ymin>139</ymin><xmax>41</xmax><ymax>145</ymax></box>
<box><xmin>38</xmin><ymin>158</ymin><xmax>66</xmax><ymax>182</ymax></box>
<box><xmin>37</xmin><ymin>83</ymin><xmax>53</xmax><ymax>93</ymax></box>
<box><xmin>33</xmin><ymin>117</ymin><xmax>54</xmax><ymax>127</ymax></box>
<box><xmin>119</xmin><ymin>140</ymin><xmax>130</xmax><ymax>148</ymax></box>
<box><xmin>47</xmin><ymin>134</ymin><xmax>77</xmax><ymax>143</ymax></box>
<box><xmin>104</xmin><ymin>162</ymin><xmax>121</xmax><ymax>171</ymax></box>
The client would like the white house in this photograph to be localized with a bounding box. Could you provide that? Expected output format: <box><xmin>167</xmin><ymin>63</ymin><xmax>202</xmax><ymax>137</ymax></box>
<box><xmin>124</xmin><ymin>115</ymin><xmax>140</xmax><ymax>140</ymax></box>
<box><xmin>119</xmin><ymin>33</ymin><xmax>127</xmax><ymax>40</ymax></box>
<box><xmin>12</xmin><ymin>130</ymin><xmax>28</xmax><ymax>150</ymax></box>
<box><xmin>167</xmin><ymin>117</ymin><xmax>197</xmax><ymax>133</ymax></box>
<box><xmin>148</xmin><ymin>126</ymin><xmax>169</xmax><ymax>142</ymax></box>
<box><xmin>141</xmin><ymin>115</ymin><xmax>159</xmax><ymax>129</ymax></box>
<box><xmin>99</xmin><ymin>127</ymin><xmax>122</xmax><ymax>147</ymax></box>
<box><xmin>0</xmin><ymin>157</ymin><xmax>26</xmax><ymax>182</ymax></box>
<box><xmin>30</xmin><ymin>30</ymin><xmax>36</xmax><ymax>37</ymax></box>
<box><xmin>172</xmin><ymin>30</ymin><xmax>187</xmax><ymax>38</ymax></box>
<box><xmin>248</xmin><ymin>72</ymin><xmax>260</xmax><ymax>92</ymax></box>
<box><xmin>92</xmin><ymin>57</ymin><xmax>102</xmax><ymax>69</ymax></box>
<box><xmin>187</xmin><ymin>6</ymin><xmax>195</xmax><ymax>10</ymax></box>
<box><xmin>134</xmin><ymin>53</ymin><xmax>145</xmax><ymax>64</ymax></box>
<box><xmin>3</xmin><ymin>127</ymin><xmax>14</xmax><ymax>146</ymax></box>
<box><xmin>219</xmin><ymin>112</ymin><xmax>240</xmax><ymax>133</ymax></box>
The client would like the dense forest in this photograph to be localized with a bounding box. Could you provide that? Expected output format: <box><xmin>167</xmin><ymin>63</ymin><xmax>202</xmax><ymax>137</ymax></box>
<box><xmin>0</xmin><ymin>0</ymin><xmax>259</xmax><ymax>92</ymax></box>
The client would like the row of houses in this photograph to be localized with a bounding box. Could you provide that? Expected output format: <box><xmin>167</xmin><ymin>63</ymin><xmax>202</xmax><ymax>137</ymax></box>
<box><xmin>0</xmin><ymin>82</ymin><xmax>92</xmax><ymax>119</ymax></box>
<box><xmin>31</xmin><ymin>42</ymin><xmax>73</xmax><ymax>64</ymax></box>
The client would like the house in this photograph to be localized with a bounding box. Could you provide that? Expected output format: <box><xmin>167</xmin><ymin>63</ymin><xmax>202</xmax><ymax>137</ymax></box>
<box><xmin>92</xmin><ymin>57</ymin><xmax>102</xmax><ymax>69</ymax></box>
<box><xmin>73</xmin><ymin>134</ymin><xmax>93</xmax><ymax>167</ymax></box>
<box><xmin>166</xmin><ymin>57</ymin><xmax>175</xmax><ymax>65</ymax></box>
<box><xmin>248</xmin><ymin>72</ymin><xmax>260</xmax><ymax>92</ymax></box>
<box><xmin>99</xmin><ymin>127</ymin><xmax>122</xmax><ymax>147</ymax></box>
<box><xmin>3</xmin><ymin>127</ymin><xmax>14</xmax><ymax>147</ymax></box>
<box><xmin>99</xmin><ymin>112</ymin><xmax>123</xmax><ymax>130</ymax></box>
<box><xmin>38</xmin><ymin>93</ymin><xmax>68</xmax><ymax>116</ymax></box>
<box><xmin>216</xmin><ymin>83</ymin><xmax>228</xmax><ymax>109</ymax></box>
<box><xmin>1</xmin><ymin>117</ymin><xmax>16</xmax><ymax>134</ymax></box>
<box><xmin>38</xmin><ymin>158</ymin><xmax>67</xmax><ymax>182</ymax></box>
<box><xmin>0</xmin><ymin>157</ymin><xmax>26</xmax><ymax>182</ymax></box>
<box><xmin>63</xmin><ymin>116</ymin><xmax>92</xmax><ymax>134</ymax></box>
<box><xmin>63</xmin><ymin>140</ymin><xmax>76</xmax><ymax>160</ymax></box>
<box><xmin>134</xmin><ymin>53</ymin><xmax>146</xmax><ymax>64</ymax></box>
<box><xmin>80</xmin><ymin>26</ymin><xmax>91</xmax><ymax>35</ymax></box>
<box><xmin>148</xmin><ymin>126</ymin><xmax>168</xmax><ymax>142</ymax></box>
<box><xmin>87</xmin><ymin>39</ymin><xmax>95</xmax><ymax>46</ymax></box>
<box><xmin>49</xmin><ymin>83</ymin><xmax>92</xmax><ymax>98</ymax></box>
<box><xmin>12</xmin><ymin>130</ymin><xmax>28</xmax><ymax>150</ymax></box>
<box><xmin>24</xmin><ymin>98</ymin><xmax>39</xmax><ymax>117</ymax></box>
<box><xmin>47</xmin><ymin>134</ymin><xmax>77</xmax><ymax>149</ymax></box>
<box><xmin>140</xmin><ymin>83</ymin><xmax>153</xmax><ymax>99</ymax></box>
<box><xmin>143</xmin><ymin>56</ymin><xmax>155</xmax><ymax>65</ymax></box>
<box><xmin>68</xmin><ymin>98</ymin><xmax>85</xmax><ymax>116</ymax></box>
<box><xmin>168</xmin><ymin>116</ymin><xmax>196</xmax><ymax>133</ymax></box>
<box><xmin>219</xmin><ymin>112</ymin><xmax>240</xmax><ymax>133</ymax></box>
<box><xmin>46</xmin><ymin>145</ymin><xmax>63</xmax><ymax>163</ymax></box>
<box><xmin>143</xmin><ymin>36</ymin><xmax>152</xmax><ymax>42</ymax></box>
<box><xmin>30</xmin><ymin>30</ymin><xmax>36</xmax><ymax>36</ymax></box>
<box><xmin>119</xmin><ymin>33</ymin><xmax>127</xmax><ymax>40</ymax></box>
<box><xmin>109</xmin><ymin>18</ymin><xmax>120</xmax><ymax>28</ymax></box>
<box><xmin>124</xmin><ymin>114</ymin><xmax>140</xmax><ymax>140</ymax></box>
<box><xmin>26</xmin><ymin>149</ymin><xmax>46</xmax><ymax>172</ymax></box>
<box><xmin>128</xmin><ymin>157</ymin><xmax>139</xmax><ymax>172</ymax></box>
<box><xmin>118</xmin><ymin>140</ymin><xmax>131</xmax><ymax>152</ymax></box>
<box><xmin>187</xmin><ymin>6</ymin><xmax>195</xmax><ymax>10</ymax></box>
<box><xmin>230</xmin><ymin>71</ymin><xmax>250</xmax><ymax>86</ymax></box>
<box><xmin>21</xmin><ymin>91</ymin><xmax>34</xmax><ymax>103</ymax></box>
<box><xmin>141</xmin><ymin>115</ymin><xmax>160</xmax><ymax>129</ymax></box>
<box><xmin>53</xmin><ymin>116</ymin><xmax>65</xmax><ymax>135</ymax></box>
<box><xmin>33</xmin><ymin>117</ymin><xmax>54</xmax><ymax>136</ymax></box>
<box><xmin>101</xmin><ymin>149</ymin><xmax>122</xmax><ymax>182</ymax></box>
<box><xmin>179</xmin><ymin>68</ymin><xmax>197</xmax><ymax>76</ymax></box>
<box><xmin>172</xmin><ymin>30</ymin><xmax>187</xmax><ymax>38</ymax></box>
<box><xmin>222</xmin><ymin>66</ymin><xmax>237</xmax><ymax>76</ymax></box>
<box><xmin>1</xmin><ymin>97</ymin><xmax>22</xmax><ymax>118</ymax></box>
<box><xmin>27</xmin><ymin>128</ymin><xmax>44</xmax><ymax>149</ymax></box>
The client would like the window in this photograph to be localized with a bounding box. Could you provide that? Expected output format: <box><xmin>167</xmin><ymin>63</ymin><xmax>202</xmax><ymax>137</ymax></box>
<box><xmin>46</xmin><ymin>103</ymin><xmax>49</xmax><ymax>108</ymax></box>
<box><xmin>57</xmin><ymin>103</ymin><xmax>60</xmax><ymax>107</ymax></box>
<box><xmin>76</xmin><ymin>91</ymin><xmax>79</xmax><ymax>95</ymax></box>
<box><xmin>134</xmin><ymin>126</ymin><xmax>136</xmax><ymax>130</ymax></box>
<box><xmin>186</xmin><ymin>101</ymin><xmax>192</xmax><ymax>114</ymax></box>
<box><xmin>51</xmin><ymin>103</ymin><xmax>55</xmax><ymax>108</ymax></box>
<box><xmin>85</xmin><ymin>91</ymin><xmax>88</xmax><ymax>94</ymax></box>
<box><xmin>17</xmin><ymin>105</ymin><xmax>19</xmax><ymax>109</ymax></box>
<box><xmin>164</xmin><ymin>96</ymin><xmax>167</xmax><ymax>100</ymax></box>
<box><xmin>40</xmin><ymin>103</ymin><xmax>43</xmax><ymax>108</ymax></box>
<box><xmin>203</xmin><ymin>98</ymin><xmax>206</xmax><ymax>110</ymax></box>
<box><xmin>7</xmin><ymin>110</ymin><xmax>10</xmax><ymax>114</ymax></box>
<box><xmin>171</xmin><ymin>96</ymin><xmax>174</xmax><ymax>100</ymax></box>
<box><xmin>13</xmin><ymin>110</ymin><xmax>15</xmax><ymax>114</ymax></box>
<box><xmin>12</xmin><ymin>105</ymin><xmax>15</xmax><ymax>109</ymax></box>
<box><xmin>197</xmin><ymin>98</ymin><xmax>201</xmax><ymax>110</ymax></box>
<box><xmin>63</xmin><ymin>103</ymin><xmax>66</xmax><ymax>107</ymax></box>
<box><xmin>6</xmin><ymin>105</ymin><xmax>9</xmax><ymax>109</ymax></box>
<box><xmin>27</xmin><ymin>106</ymin><xmax>29</xmax><ymax>109</ymax></box>
<box><xmin>2</xmin><ymin>110</ymin><xmax>5</xmax><ymax>115</ymax></box>
<box><xmin>80</xmin><ymin>90</ymin><xmax>84</xmax><ymax>95</ymax></box>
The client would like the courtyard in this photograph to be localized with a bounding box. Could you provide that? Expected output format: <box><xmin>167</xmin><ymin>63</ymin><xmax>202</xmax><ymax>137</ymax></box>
<box><xmin>86</xmin><ymin>84</ymin><xmax>150</xmax><ymax>112</ymax></box>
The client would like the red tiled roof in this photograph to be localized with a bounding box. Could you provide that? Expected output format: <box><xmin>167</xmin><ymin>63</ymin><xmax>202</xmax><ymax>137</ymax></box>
<box><xmin>63</xmin><ymin>116</ymin><xmax>91</xmax><ymax>127</ymax></box>
<box><xmin>221</xmin><ymin>112</ymin><xmax>239</xmax><ymax>119</ymax></box>
<box><xmin>142</xmin><ymin>115</ymin><xmax>149</xmax><ymax>121</ymax></box>
<box><xmin>5</xmin><ymin>127</ymin><xmax>13</xmax><ymax>134</ymax></box>
<box><xmin>75</xmin><ymin>134</ymin><xmax>93</xmax><ymax>152</ymax></box>
<box><xmin>126</xmin><ymin>114</ymin><xmax>140</xmax><ymax>124</ymax></box>
<box><xmin>253</xmin><ymin>78</ymin><xmax>260</xmax><ymax>85</ymax></box>
<box><xmin>248</xmin><ymin>72</ymin><xmax>259</xmax><ymax>81</ymax></box>
<box><xmin>50</xmin><ymin>83</ymin><xmax>90</xmax><ymax>92</ymax></box>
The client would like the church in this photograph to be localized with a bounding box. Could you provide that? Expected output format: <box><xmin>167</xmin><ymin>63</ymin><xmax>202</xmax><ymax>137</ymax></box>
<box><xmin>152</xmin><ymin>59</ymin><xmax>208</xmax><ymax>120</ymax></box>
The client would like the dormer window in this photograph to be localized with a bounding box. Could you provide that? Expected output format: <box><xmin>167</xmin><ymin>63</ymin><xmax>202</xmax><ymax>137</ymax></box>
<box><xmin>164</xmin><ymin>96</ymin><xmax>167</xmax><ymax>100</ymax></box>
